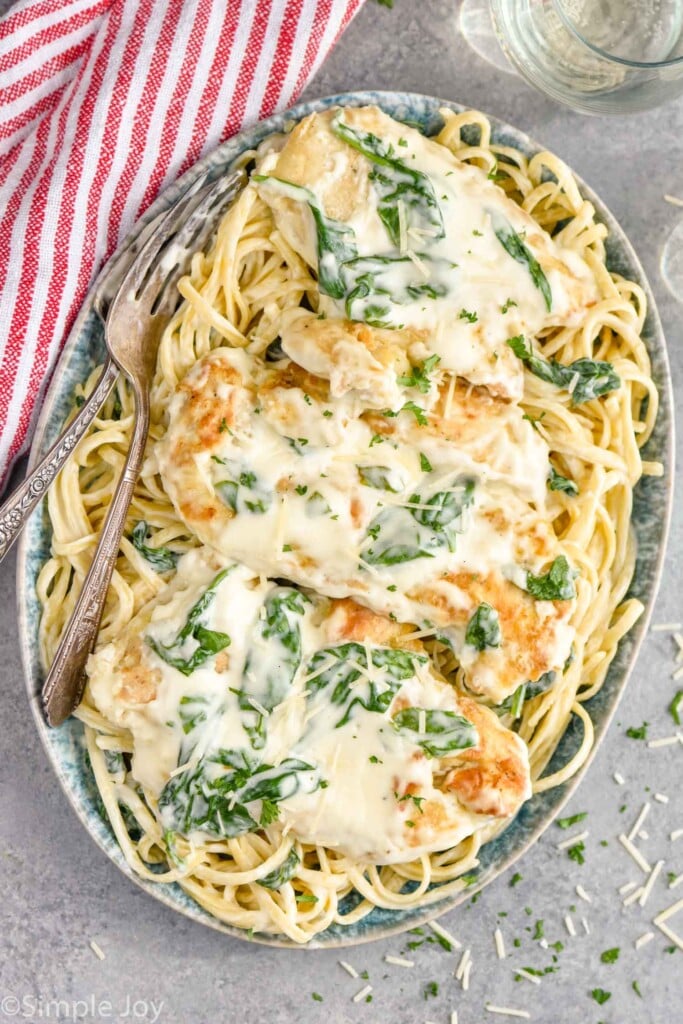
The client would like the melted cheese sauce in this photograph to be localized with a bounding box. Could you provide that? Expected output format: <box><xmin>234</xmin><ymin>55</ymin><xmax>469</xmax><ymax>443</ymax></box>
<box><xmin>157</xmin><ymin>346</ymin><xmax>574</xmax><ymax>703</ymax></box>
<box><xmin>87</xmin><ymin>551</ymin><xmax>530</xmax><ymax>863</ymax></box>
<box><xmin>258</xmin><ymin>106</ymin><xmax>599</xmax><ymax>400</ymax></box>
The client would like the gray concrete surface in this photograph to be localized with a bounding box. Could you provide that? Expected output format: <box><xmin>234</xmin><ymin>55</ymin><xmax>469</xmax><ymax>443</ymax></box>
<box><xmin>1</xmin><ymin>2</ymin><xmax>683</xmax><ymax>1022</ymax></box>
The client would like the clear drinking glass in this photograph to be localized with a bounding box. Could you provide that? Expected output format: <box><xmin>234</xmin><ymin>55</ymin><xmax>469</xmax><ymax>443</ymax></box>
<box><xmin>490</xmin><ymin>0</ymin><xmax>683</xmax><ymax>114</ymax></box>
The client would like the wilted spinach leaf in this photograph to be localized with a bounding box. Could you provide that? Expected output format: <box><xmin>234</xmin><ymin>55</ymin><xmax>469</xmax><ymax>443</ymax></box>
<box><xmin>306</xmin><ymin>642</ymin><xmax>426</xmax><ymax>728</ymax></box>
<box><xmin>393</xmin><ymin>707</ymin><xmax>478</xmax><ymax>757</ymax></box>
<box><xmin>465</xmin><ymin>603</ymin><xmax>501</xmax><ymax>651</ymax></box>
<box><xmin>131</xmin><ymin>521</ymin><xmax>178</xmax><ymax>573</ymax></box>
<box><xmin>257</xmin><ymin>847</ymin><xmax>300</xmax><ymax>889</ymax></box>
<box><xmin>507</xmin><ymin>334</ymin><xmax>620</xmax><ymax>405</ymax></box>
<box><xmin>525</xmin><ymin>556</ymin><xmax>577</xmax><ymax>601</ymax></box>
<box><xmin>146</xmin><ymin>568</ymin><xmax>232</xmax><ymax>676</ymax></box>
<box><xmin>491</xmin><ymin>212</ymin><xmax>551</xmax><ymax>311</ymax></box>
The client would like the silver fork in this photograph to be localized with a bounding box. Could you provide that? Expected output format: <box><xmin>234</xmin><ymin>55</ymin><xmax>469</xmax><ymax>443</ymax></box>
<box><xmin>42</xmin><ymin>168</ymin><xmax>246</xmax><ymax>727</ymax></box>
<box><xmin>0</xmin><ymin>175</ymin><xmax>208</xmax><ymax>565</ymax></box>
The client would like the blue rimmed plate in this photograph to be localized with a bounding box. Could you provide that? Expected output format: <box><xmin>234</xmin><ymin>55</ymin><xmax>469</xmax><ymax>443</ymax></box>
<box><xmin>15</xmin><ymin>91</ymin><xmax>674</xmax><ymax>948</ymax></box>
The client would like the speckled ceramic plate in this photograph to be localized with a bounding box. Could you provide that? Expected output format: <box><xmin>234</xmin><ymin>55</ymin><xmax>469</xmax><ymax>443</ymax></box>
<box><xmin>16</xmin><ymin>92</ymin><xmax>674</xmax><ymax>948</ymax></box>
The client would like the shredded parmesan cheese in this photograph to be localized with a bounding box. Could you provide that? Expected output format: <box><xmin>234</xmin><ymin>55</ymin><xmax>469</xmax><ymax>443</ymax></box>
<box><xmin>619</xmin><ymin>881</ymin><xmax>637</xmax><ymax>896</ymax></box>
<box><xmin>352</xmin><ymin>984</ymin><xmax>373</xmax><ymax>1003</ymax></box>
<box><xmin>455</xmin><ymin>948</ymin><xmax>470</xmax><ymax>981</ymax></box>
<box><xmin>429</xmin><ymin>920</ymin><xmax>461</xmax><ymax>949</ymax></box>
<box><xmin>515</xmin><ymin>968</ymin><xmax>540</xmax><ymax>986</ymax></box>
<box><xmin>619</xmin><ymin>833</ymin><xmax>652</xmax><ymax>874</ymax></box>
<box><xmin>639</xmin><ymin>860</ymin><xmax>665</xmax><ymax>907</ymax></box>
<box><xmin>624</xmin><ymin>886</ymin><xmax>645</xmax><ymax>907</ymax></box>
<box><xmin>385</xmin><ymin>955</ymin><xmax>414</xmax><ymax>968</ymax></box>
<box><xmin>340</xmin><ymin>960</ymin><xmax>358</xmax><ymax>978</ymax></box>
<box><xmin>564</xmin><ymin>914</ymin><xmax>576</xmax><ymax>936</ymax></box>
<box><xmin>635</xmin><ymin>931</ymin><xmax>655</xmax><ymax>950</ymax></box>
<box><xmin>89</xmin><ymin>940</ymin><xmax>105</xmax><ymax>961</ymax></box>
<box><xmin>628</xmin><ymin>802</ymin><xmax>651</xmax><ymax>842</ymax></box>
<box><xmin>647</xmin><ymin>734</ymin><xmax>682</xmax><ymax>748</ymax></box>
<box><xmin>398</xmin><ymin>199</ymin><xmax>408</xmax><ymax>254</ymax></box>
<box><xmin>494</xmin><ymin>927</ymin><xmax>506</xmax><ymax>960</ymax></box>
<box><xmin>405</xmin><ymin>248</ymin><xmax>431</xmax><ymax>279</ymax></box>
<box><xmin>485</xmin><ymin>1005</ymin><xmax>531</xmax><ymax>1019</ymax></box>
<box><xmin>557</xmin><ymin>830</ymin><xmax>589</xmax><ymax>850</ymax></box>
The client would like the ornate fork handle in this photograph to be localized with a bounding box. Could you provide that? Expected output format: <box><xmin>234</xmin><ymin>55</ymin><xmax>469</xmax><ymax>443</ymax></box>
<box><xmin>0</xmin><ymin>359</ymin><xmax>118</xmax><ymax>564</ymax></box>
<box><xmin>42</xmin><ymin>390</ymin><xmax>149</xmax><ymax>727</ymax></box>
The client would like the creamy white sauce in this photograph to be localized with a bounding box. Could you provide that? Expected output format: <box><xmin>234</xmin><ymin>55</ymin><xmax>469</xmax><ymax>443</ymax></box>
<box><xmin>257</xmin><ymin>108</ymin><xmax>599</xmax><ymax>399</ymax></box>
<box><xmin>87</xmin><ymin>550</ymin><xmax>528</xmax><ymax>863</ymax></box>
<box><xmin>159</xmin><ymin>345</ymin><xmax>549</xmax><ymax>618</ymax></box>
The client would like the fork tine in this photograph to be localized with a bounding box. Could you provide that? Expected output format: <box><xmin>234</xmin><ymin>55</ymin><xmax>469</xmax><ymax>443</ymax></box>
<box><xmin>93</xmin><ymin>172</ymin><xmax>210</xmax><ymax>320</ymax></box>
<box><xmin>110</xmin><ymin>169</ymin><xmax>245</xmax><ymax>323</ymax></box>
<box><xmin>150</xmin><ymin>172</ymin><xmax>247</xmax><ymax>318</ymax></box>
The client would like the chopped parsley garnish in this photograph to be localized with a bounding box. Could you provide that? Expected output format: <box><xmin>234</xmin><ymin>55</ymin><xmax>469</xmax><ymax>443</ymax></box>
<box><xmin>548</xmin><ymin>466</ymin><xmax>579</xmax><ymax>496</ymax></box>
<box><xmin>397</xmin><ymin>354</ymin><xmax>441</xmax><ymax>393</ymax></box>
<box><xmin>295</xmin><ymin>893</ymin><xmax>318</xmax><ymax>904</ymax></box>
<box><xmin>556</xmin><ymin>811</ymin><xmax>588</xmax><ymax>829</ymax></box>
<box><xmin>311</xmin><ymin>992</ymin><xmax>323</xmax><ymax>1002</ymax></box>
<box><xmin>369</xmin><ymin>433</ymin><xmax>384</xmax><ymax>446</ymax></box>
<box><xmin>600</xmin><ymin>947</ymin><xmax>620</xmax><ymax>964</ymax></box>
<box><xmin>632</xmin><ymin>980</ymin><xmax>642</xmax><ymax>998</ymax></box>
<box><xmin>626</xmin><ymin>722</ymin><xmax>648</xmax><ymax>740</ymax></box>
<box><xmin>420</xmin><ymin>452</ymin><xmax>433</xmax><ymax>473</ymax></box>
<box><xmin>423</xmin><ymin>981</ymin><xmax>439</xmax><ymax>999</ymax></box>
<box><xmin>669</xmin><ymin>690</ymin><xmax>683</xmax><ymax>726</ymax></box>
<box><xmin>458</xmin><ymin>308</ymin><xmax>478</xmax><ymax>323</ymax></box>
<box><xmin>501</xmin><ymin>297</ymin><xmax>517</xmax><ymax>313</ymax></box>
<box><xmin>591</xmin><ymin>988</ymin><xmax>611</xmax><ymax>1005</ymax></box>
<box><xmin>510</xmin><ymin>872</ymin><xmax>523</xmax><ymax>887</ymax></box>
<box><xmin>218</xmin><ymin>417</ymin><xmax>229</xmax><ymax>432</ymax></box>
<box><xmin>400</xmin><ymin>400</ymin><xmax>428</xmax><ymax>425</ymax></box>
<box><xmin>567</xmin><ymin>841</ymin><xmax>586</xmax><ymax>865</ymax></box>
<box><xmin>259</xmin><ymin>799</ymin><xmax>280</xmax><ymax>826</ymax></box>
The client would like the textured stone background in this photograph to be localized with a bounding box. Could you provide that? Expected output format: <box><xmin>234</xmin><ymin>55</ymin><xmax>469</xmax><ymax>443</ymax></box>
<box><xmin>1</xmin><ymin>2</ymin><xmax>682</xmax><ymax>1022</ymax></box>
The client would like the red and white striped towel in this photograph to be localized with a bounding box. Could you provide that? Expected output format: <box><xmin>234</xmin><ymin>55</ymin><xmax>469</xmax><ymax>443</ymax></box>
<box><xmin>0</xmin><ymin>0</ymin><xmax>364</xmax><ymax>491</ymax></box>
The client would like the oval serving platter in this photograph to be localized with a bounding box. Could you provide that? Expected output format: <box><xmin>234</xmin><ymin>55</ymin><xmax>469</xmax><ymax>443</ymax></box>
<box><xmin>16</xmin><ymin>91</ymin><xmax>674</xmax><ymax>949</ymax></box>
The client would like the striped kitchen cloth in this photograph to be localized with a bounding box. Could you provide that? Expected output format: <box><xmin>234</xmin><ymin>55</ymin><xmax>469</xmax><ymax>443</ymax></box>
<box><xmin>0</xmin><ymin>0</ymin><xmax>364</xmax><ymax>490</ymax></box>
